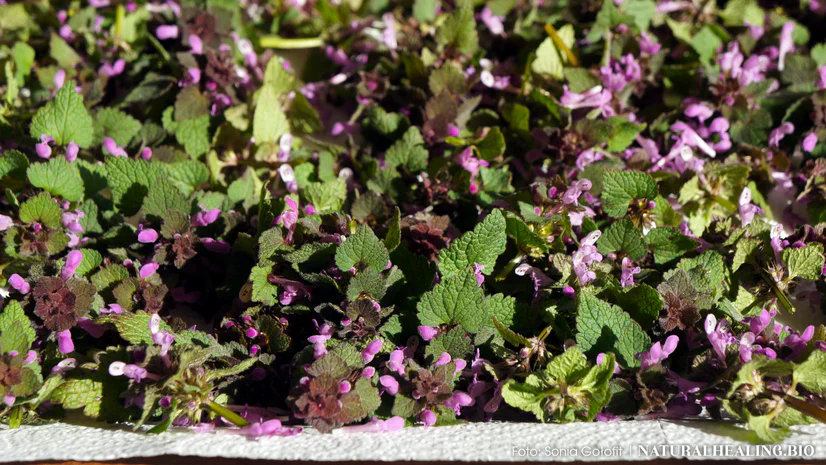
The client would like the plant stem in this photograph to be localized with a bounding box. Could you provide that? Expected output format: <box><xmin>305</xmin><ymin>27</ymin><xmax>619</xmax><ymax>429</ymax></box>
<box><xmin>259</xmin><ymin>36</ymin><xmax>325</xmax><ymax>49</ymax></box>
<box><xmin>495</xmin><ymin>254</ymin><xmax>525</xmax><ymax>281</ymax></box>
<box><xmin>759</xmin><ymin>270</ymin><xmax>795</xmax><ymax>314</ymax></box>
<box><xmin>767</xmin><ymin>389</ymin><xmax>826</xmax><ymax>424</ymax></box>
<box><xmin>205</xmin><ymin>400</ymin><xmax>250</xmax><ymax>427</ymax></box>
<box><xmin>544</xmin><ymin>24</ymin><xmax>580</xmax><ymax>67</ymax></box>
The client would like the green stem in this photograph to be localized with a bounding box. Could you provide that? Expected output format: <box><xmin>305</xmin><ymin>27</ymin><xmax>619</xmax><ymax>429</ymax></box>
<box><xmin>759</xmin><ymin>270</ymin><xmax>795</xmax><ymax>314</ymax></box>
<box><xmin>544</xmin><ymin>24</ymin><xmax>579</xmax><ymax>67</ymax></box>
<box><xmin>711</xmin><ymin>195</ymin><xmax>737</xmax><ymax>213</ymax></box>
<box><xmin>767</xmin><ymin>389</ymin><xmax>826</xmax><ymax>425</ymax></box>
<box><xmin>146</xmin><ymin>35</ymin><xmax>171</xmax><ymax>63</ymax></box>
<box><xmin>205</xmin><ymin>400</ymin><xmax>250</xmax><ymax>427</ymax></box>
<box><xmin>259</xmin><ymin>36</ymin><xmax>325</xmax><ymax>49</ymax></box>
<box><xmin>495</xmin><ymin>254</ymin><xmax>526</xmax><ymax>281</ymax></box>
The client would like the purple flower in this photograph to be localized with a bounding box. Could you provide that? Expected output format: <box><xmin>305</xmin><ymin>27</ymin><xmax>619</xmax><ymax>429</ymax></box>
<box><xmin>572</xmin><ymin>230</ymin><xmax>602</xmax><ymax>285</ymax></box>
<box><xmin>638</xmin><ymin>32</ymin><xmax>661</xmax><ymax>55</ymax></box>
<box><xmin>704</xmin><ymin>314</ymin><xmax>735</xmax><ymax>362</ymax></box>
<box><xmin>137</xmin><ymin>228</ymin><xmax>159</xmax><ymax>243</ymax></box>
<box><xmin>278</xmin><ymin>133</ymin><xmax>294</xmax><ymax>162</ymax></box>
<box><xmin>600</xmin><ymin>54</ymin><xmax>641</xmax><ymax>92</ymax></box>
<box><xmin>739</xmin><ymin>332</ymin><xmax>777</xmax><ymax>362</ymax></box>
<box><xmin>340</xmin><ymin>416</ymin><xmax>404</xmax><ymax>433</ymax></box>
<box><xmin>0</xmin><ymin>214</ymin><xmax>12</xmax><ymax>231</ymax></box>
<box><xmin>275</xmin><ymin>197</ymin><xmax>299</xmax><ymax>243</ymax></box>
<box><xmin>382</xmin><ymin>13</ymin><xmax>398</xmax><ymax>50</ymax></box>
<box><xmin>418</xmin><ymin>325</ymin><xmax>439</xmax><ymax>341</ymax></box>
<box><xmin>103</xmin><ymin>137</ymin><xmax>127</xmax><ymax>157</ymax></box>
<box><xmin>60</xmin><ymin>250</ymin><xmax>83</xmax><ymax>280</ymax></box>
<box><xmin>514</xmin><ymin>263</ymin><xmax>553</xmax><ymax>298</ymax></box>
<box><xmin>434</xmin><ymin>352</ymin><xmax>451</xmax><ymax>366</ymax></box>
<box><xmin>819</xmin><ymin>66</ymin><xmax>826</xmax><ymax>90</ymax></box>
<box><xmin>51</xmin><ymin>358</ymin><xmax>77</xmax><ymax>375</ymax></box>
<box><xmin>9</xmin><ymin>274</ymin><xmax>30</xmax><ymax>294</ymax></box>
<box><xmin>685</xmin><ymin>104</ymin><xmax>714</xmax><ymax>123</ymax></box>
<box><xmin>738</xmin><ymin>187</ymin><xmax>763</xmax><ymax>227</ymax></box>
<box><xmin>202</xmin><ymin>238</ymin><xmax>231</xmax><ymax>254</ymax></box>
<box><xmin>769</xmin><ymin>122</ymin><xmax>794</xmax><ymax>147</ymax></box>
<box><xmin>98</xmin><ymin>59</ymin><xmax>125</xmax><ymax>77</ymax></box>
<box><xmin>560</xmin><ymin>85</ymin><xmax>613</xmax><ymax>115</ymax></box>
<box><xmin>778</xmin><ymin>22</ymin><xmax>796</xmax><ymax>71</ymax></box>
<box><xmin>443</xmin><ymin>391</ymin><xmax>474</xmax><ymax>414</ymax></box>
<box><xmin>65</xmin><ymin>141</ymin><xmax>79</xmax><ymax>161</ymax></box>
<box><xmin>59</xmin><ymin>24</ymin><xmax>74</xmax><ymax>41</ymax></box>
<box><xmin>455</xmin><ymin>147</ymin><xmax>489</xmax><ymax>194</ymax></box>
<box><xmin>479</xmin><ymin>8</ymin><xmax>504</xmax><ymax>35</ymax></box>
<box><xmin>361</xmin><ymin>339</ymin><xmax>383</xmax><ymax>363</ymax></box>
<box><xmin>640</xmin><ymin>335</ymin><xmax>679</xmax><ymax>370</ymax></box>
<box><xmin>308</xmin><ymin>321</ymin><xmax>334</xmax><ymax>359</ymax></box>
<box><xmin>192</xmin><ymin>205</ymin><xmax>221</xmax><ymax>227</ymax></box>
<box><xmin>268</xmin><ymin>275</ymin><xmax>311</xmax><ymax>305</ymax></box>
<box><xmin>473</xmin><ymin>262</ymin><xmax>485</xmax><ymax>286</ymax></box>
<box><xmin>670</xmin><ymin>122</ymin><xmax>717</xmax><ymax>158</ymax></box>
<box><xmin>139</xmin><ymin>262</ymin><xmax>160</xmax><ymax>279</ymax></box>
<box><xmin>188</xmin><ymin>34</ymin><xmax>203</xmax><ymax>54</ymax></box>
<box><xmin>596</xmin><ymin>353</ymin><xmax>621</xmax><ymax>374</ymax></box>
<box><xmin>562</xmin><ymin>179</ymin><xmax>592</xmax><ymax>205</ymax></box>
<box><xmin>62</xmin><ymin>209</ymin><xmax>84</xmax><ymax>233</ymax></box>
<box><xmin>236</xmin><ymin>419</ymin><xmax>303</xmax><ymax>438</ymax></box>
<box><xmin>36</xmin><ymin>137</ymin><xmax>53</xmax><ymax>159</ymax></box>
<box><xmin>278</xmin><ymin>164</ymin><xmax>298</xmax><ymax>193</ymax></box>
<box><xmin>783</xmin><ymin>325</ymin><xmax>814</xmax><ymax>361</ymax></box>
<box><xmin>54</xmin><ymin>70</ymin><xmax>66</xmax><ymax>90</ymax></box>
<box><xmin>803</xmin><ymin>133</ymin><xmax>818</xmax><ymax>152</ymax></box>
<box><xmin>379</xmin><ymin>375</ymin><xmax>399</xmax><ymax>395</ymax></box>
<box><xmin>155</xmin><ymin>25</ymin><xmax>179</xmax><ymax>40</ymax></box>
<box><xmin>419</xmin><ymin>409</ymin><xmax>436</xmax><ymax>426</ymax></box>
<box><xmin>109</xmin><ymin>361</ymin><xmax>156</xmax><ymax>383</ymax></box>
<box><xmin>56</xmin><ymin>329</ymin><xmax>74</xmax><ymax>354</ymax></box>
<box><xmin>620</xmin><ymin>257</ymin><xmax>640</xmax><ymax>288</ymax></box>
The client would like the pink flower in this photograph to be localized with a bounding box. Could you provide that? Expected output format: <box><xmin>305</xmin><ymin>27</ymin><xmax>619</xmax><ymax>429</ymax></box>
<box><xmin>0</xmin><ymin>214</ymin><xmax>13</xmax><ymax>231</ymax></box>
<box><xmin>620</xmin><ymin>257</ymin><xmax>640</xmax><ymax>288</ymax></box>
<box><xmin>156</xmin><ymin>25</ymin><xmax>179</xmax><ymax>40</ymax></box>
<box><xmin>192</xmin><ymin>205</ymin><xmax>221</xmax><ymax>227</ymax></box>
<box><xmin>361</xmin><ymin>339</ymin><xmax>383</xmax><ymax>363</ymax></box>
<box><xmin>473</xmin><ymin>262</ymin><xmax>485</xmax><ymax>286</ymax></box>
<box><xmin>9</xmin><ymin>274</ymin><xmax>30</xmax><ymax>294</ymax></box>
<box><xmin>382</xmin><ymin>13</ymin><xmax>398</xmax><ymax>50</ymax></box>
<box><xmin>562</xmin><ymin>179</ymin><xmax>592</xmax><ymax>205</ymax></box>
<box><xmin>778</xmin><ymin>22</ymin><xmax>796</xmax><ymax>72</ymax></box>
<box><xmin>140</xmin><ymin>262</ymin><xmax>160</xmax><ymax>278</ymax></box>
<box><xmin>56</xmin><ymin>329</ymin><xmax>75</xmax><ymax>354</ymax></box>
<box><xmin>738</xmin><ymin>187</ymin><xmax>763</xmax><ymax>227</ymax></box>
<box><xmin>188</xmin><ymin>34</ymin><xmax>203</xmax><ymax>54</ymax></box>
<box><xmin>640</xmin><ymin>335</ymin><xmax>679</xmax><ymax>370</ymax></box>
<box><xmin>418</xmin><ymin>325</ymin><xmax>439</xmax><ymax>341</ymax></box>
<box><xmin>62</xmin><ymin>209</ymin><xmax>84</xmax><ymax>233</ymax></box>
<box><xmin>379</xmin><ymin>375</ymin><xmax>399</xmax><ymax>395</ymax></box>
<box><xmin>479</xmin><ymin>8</ymin><xmax>504</xmax><ymax>35</ymax></box>
<box><xmin>54</xmin><ymin>70</ymin><xmax>66</xmax><ymax>90</ymax></box>
<box><xmin>769</xmin><ymin>122</ymin><xmax>794</xmax><ymax>147</ymax></box>
<box><xmin>803</xmin><ymin>133</ymin><xmax>818</xmax><ymax>152</ymax></box>
<box><xmin>419</xmin><ymin>409</ymin><xmax>436</xmax><ymax>426</ymax></box>
<box><xmin>443</xmin><ymin>391</ymin><xmax>474</xmax><ymax>414</ymax></box>
<box><xmin>103</xmin><ymin>137</ymin><xmax>127</xmax><ymax>157</ymax></box>
<box><xmin>99</xmin><ymin>59</ymin><xmax>125</xmax><ymax>77</ymax></box>
<box><xmin>36</xmin><ymin>137</ymin><xmax>53</xmax><ymax>159</ymax></box>
<box><xmin>340</xmin><ymin>416</ymin><xmax>404</xmax><ymax>433</ymax></box>
<box><xmin>60</xmin><ymin>250</ymin><xmax>83</xmax><ymax>280</ymax></box>
<box><xmin>268</xmin><ymin>275</ymin><xmax>311</xmax><ymax>305</ymax></box>
<box><xmin>560</xmin><ymin>85</ymin><xmax>613</xmax><ymax>113</ymax></box>
<box><xmin>572</xmin><ymin>231</ymin><xmax>602</xmax><ymax>285</ymax></box>
<box><xmin>65</xmin><ymin>141</ymin><xmax>79</xmax><ymax>161</ymax></box>
<box><xmin>137</xmin><ymin>228</ymin><xmax>159</xmax><ymax>243</ymax></box>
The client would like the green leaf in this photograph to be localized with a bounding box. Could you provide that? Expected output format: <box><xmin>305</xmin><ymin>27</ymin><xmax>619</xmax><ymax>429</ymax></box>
<box><xmin>782</xmin><ymin>243</ymin><xmax>825</xmax><ymax>281</ymax></box>
<box><xmin>49</xmin><ymin>377</ymin><xmax>103</xmax><ymax>418</ymax></box>
<box><xmin>0</xmin><ymin>301</ymin><xmax>36</xmax><ymax>351</ymax></box>
<box><xmin>607</xmin><ymin>117</ymin><xmax>646</xmax><ymax>153</ymax></box>
<box><xmin>172</xmin><ymin>114</ymin><xmax>211</xmax><ymax>158</ymax></box>
<box><xmin>691</xmin><ymin>26</ymin><xmax>723</xmax><ymax>64</ymax></box>
<box><xmin>418</xmin><ymin>268</ymin><xmax>487</xmax><ymax>333</ymax></box>
<box><xmin>435</xmin><ymin>5</ymin><xmax>478</xmax><ymax>55</ymax></box>
<box><xmin>732</xmin><ymin>238</ymin><xmax>762</xmax><ymax>272</ymax></box>
<box><xmin>386</xmin><ymin>127</ymin><xmax>429</xmax><ymax>172</ymax></box>
<box><xmin>0</xmin><ymin>320</ymin><xmax>32</xmax><ymax>355</ymax></box>
<box><xmin>575</xmin><ymin>294</ymin><xmax>650</xmax><ymax>368</ymax></box>
<box><xmin>413</xmin><ymin>0</ymin><xmax>437</xmax><ymax>22</ymax></box>
<box><xmin>601</xmin><ymin>170</ymin><xmax>658</xmax><ymax>217</ymax></box>
<box><xmin>384</xmin><ymin>208</ymin><xmax>401</xmax><ymax>252</ymax></box>
<box><xmin>646</xmin><ymin>228</ymin><xmax>698</xmax><ymax>265</ymax></box>
<box><xmin>164</xmin><ymin>161</ymin><xmax>209</xmax><ymax>197</ymax></box>
<box><xmin>143</xmin><ymin>177</ymin><xmax>188</xmax><ymax>218</ymax></box>
<box><xmin>96</xmin><ymin>108</ymin><xmax>142</xmax><ymax>147</ymax></box>
<box><xmin>253</xmin><ymin>84</ymin><xmax>289</xmax><ymax>144</ymax></box>
<box><xmin>98</xmin><ymin>311</ymin><xmax>173</xmax><ymax>345</ymax></box>
<box><xmin>0</xmin><ymin>149</ymin><xmax>29</xmax><ymax>182</ymax></box>
<box><xmin>504</xmin><ymin>212</ymin><xmax>548</xmax><ymax>253</ymax></box>
<box><xmin>438</xmin><ymin>209</ymin><xmax>506</xmax><ymax>278</ymax></box>
<box><xmin>596</xmin><ymin>218</ymin><xmax>646</xmax><ymax>260</ymax></box>
<box><xmin>19</xmin><ymin>192</ymin><xmax>62</xmax><ymax>228</ymax></box>
<box><xmin>501</xmin><ymin>374</ymin><xmax>551</xmax><ymax>421</ymax></box>
<box><xmin>335</xmin><ymin>225</ymin><xmax>390</xmax><ymax>272</ymax></box>
<box><xmin>474</xmin><ymin>127</ymin><xmax>506</xmax><ymax>161</ymax></box>
<box><xmin>27</xmin><ymin>157</ymin><xmax>85</xmax><ymax>202</ymax></box>
<box><xmin>303</xmin><ymin>179</ymin><xmax>346</xmax><ymax>213</ymax></box>
<box><xmin>105</xmin><ymin>157</ymin><xmax>161</xmax><ymax>215</ymax></box>
<box><xmin>795</xmin><ymin>350</ymin><xmax>826</xmax><ymax>393</ymax></box>
<box><xmin>30</xmin><ymin>85</ymin><xmax>94</xmax><ymax>148</ymax></box>
<box><xmin>609</xmin><ymin>284</ymin><xmax>663</xmax><ymax>329</ymax></box>
<box><xmin>50</xmin><ymin>33</ymin><xmax>81</xmax><ymax>69</ymax></box>
<box><xmin>424</xmin><ymin>326</ymin><xmax>474</xmax><ymax>361</ymax></box>
<box><xmin>74</xmin><ymin>249</ymin><xmax>103</xmax><ymax>276</ymax></box>
<box><xmin>676</xmin><ymin>250</ymin><xmax>728</xmax><ymax>296</ymax></box>
<box><xmin>532</xmin><ymin>25</ymin><xmax>575</xmax><ymax>80</ymax></box>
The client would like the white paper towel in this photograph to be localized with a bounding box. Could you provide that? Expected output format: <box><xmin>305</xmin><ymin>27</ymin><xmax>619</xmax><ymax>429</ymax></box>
<box><xmin>1</xmin><ymin>420</ymin><xmax>825</xmax><ymax>462</ymax></box>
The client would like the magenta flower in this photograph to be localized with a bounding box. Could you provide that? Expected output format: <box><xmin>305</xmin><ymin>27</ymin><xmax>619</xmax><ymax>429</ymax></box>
<box><xmin>235</xmin><ymin>419</ymin><xmax>302</xmax><ymax>438</ymax></box>
<box><xmin>62</xmin><ymin>209</ymin><xmax>84</xmax><ymax>233</ymax></box>
<box><xmin>65</xmin><ymin>141</ymin><xmax>79</xmax><ymax>161</ymax></box>
<box><xmin>433</xmin><ymin>352</ymin><xmax>451</xmax><ymax>366</ymax></box>
<box><xmin>514</xmin><ymin>263</ymin><xmax>553</xmax><ymax>298</ymax></box>
<box><xmin>379</xmin><ymin>375</ymin><xmax>399</xmax><ymax>395</ymax></box>
<box><xmin>56</xmin><ymin>329</ymin><xmax>74</xmax><ymax>354</ymax></box>
<box><xmin>308</xmin><ymin>321</ymin><xmax>334</xmax><ymax>359</ymax></box>
<box><xmin>278</xmin><ymin>164</ymin><xmax>298</xmax><ymax>193</ymax></box>
<box><xmin>419</xmin><ymin>409</ymin><xmax>436</xmax><ymax>426</ymax></box>
<box><xmin>103</xmin><ymin>137</ymin><xmax>127</xmax><ymax>157</ymax></box>
<box><xmin>620</xmin><ymin>257</ymin><xmax>640</xmax><ymax>288</ymax></box>
<box><xmin>99</xmin><ymin>59</ymin><xmax>125</xmax><ymax>77</ymax></box>
<box><xmin>778</xmin><ymin>22</ymin><xmax>796</xmax><ymax>71</ymax></box>
<box><xmin>443</xmin><ymin>391</ymin><xmax>474</xmax><ymax>414</ymax></box>
<box><xmin>560</xmin><ymin>85</ymin><xmax>613</xmax><ymax>114</ymax></box>
<box><xmin>54</xmin><ymin>70</ymin><xmax>66</xmax><ymax>90</ymax></box>
<box><xmin>0</xmin><ymin>214</ymin><xmax>13</xmax><ymax>231</ymax></box>
<box><xmin>192</xmin><ymin>205</ymin><xmax>221</xmax><ymax>227</ymax></box>
<box><xmin>60</xmin><ymin>250</ymin><xmax>83</xmax><ymax>280</ymax></box>
<box><xmin>704</xmin><ymin>314</ymin><xmax>735</xmax><ymax>362</ymax></box>
<box><xmin>803</xmin><ymin>133</ymin><xmax>818</xmax><ymax>152</ymax></box>
<box><xmin>188</xmin><ymin>34</ymin><xmax>203</xmax><ymax>54</ymax></box>
<box><xmin>275</xmin><ymin>197</ymin><xmax>300</xmax><ymax>243</ymax></box>
<box><xmin>738</xmin><ymin>187</ymin><xmax>763</xmax><ymax>227</ymax></box>
<box><xmin>596</xmin><ymin>352</ymin><xmax>621</xmax><ymax>374</ymax></box>
<box><xmin>640</xmin><ymin>335</ymin><xmax>679</xmax><ymax>370</ymax></box>
<box><xmin>479</xmin><ymin>8</ymin><xmax>504</xmax><ymax>35</ymax></box>
<box><xmin>783</xmin><ymin>325</ymin><xmax>814</xmax><ymax>361</ymax></box>
<box><xmin>562</xmin><ymin>179</ymin><xmax>592</xmax><ymax>205</ymax></box>
<box><xmin>739</xmin><ymin>332</ymin><xmax>777</xmax><ymax>362</ymax></box>
<box><xmin>9</xmin><ymin>274</ymin><xmax>30</xmax><ymax>294</ymax></box>
<box><xmin>268</xmin><ymin>275</ymin><xmax>311</xmax><ymax>305</ymax></box>
<box><xmin>36</xmin><ymin>135</ymin><xmax>53</xmax><ymax>159</ymax></box>
<box><xmin>818</xmin><ymin>66</ymin><xmax>826</xmax><ymax>89</ymax></box>
<box><xmin>382</xmin><ymin>13</ymin><xmax>398</xmax><ymax>50</ymax></box>
<box><xmin>340</xmin><ymin>416</ymin><xmax>404</xmax><ymax>433</ymax></box>
<box><xmin>139</xmin><ymin>262</ymin><xmax>160</xmax><ymax>278</ymax></box>
<box><xmin>473</xmin><ymin>262</ymin><xmax>485</xmax><ymax>286</ymax></box>
<box><xmin>418</xmin><ymin>325</ymin><xmax>439</xmax><ymax>341</ymax></box>
<box><xmin>361</xmin><ymin>339</ymin><xmax>383</xmax><ymax>363</ymax></box>
<box><xmin>137</xmin><ymin>228</ymin><xmax>159</xmax><ymax>243</ymax></box>
<box><xmin>769</xmin><ymin>122</ymin><xmax>794</xmax><ymax>147</ymax></box>
<box><xmin>572</xmin><ymin>230</ymin><xmax>602</xmax><ymax>285</ymax></box>
<box><xmin>155</xmin><ymin>25</ymin><xmax>179</xmax><ymax>40</ymax></box>
<box><xmin>455</xmin><ymin>147</ymin><xmax>489</xmax><ymax>194</ymax></box>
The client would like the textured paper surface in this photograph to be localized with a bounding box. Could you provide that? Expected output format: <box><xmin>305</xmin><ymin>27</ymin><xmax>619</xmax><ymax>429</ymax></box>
<box><xmin>1</xmin><ymin>420</ymin><xmax>825</xmax><ymax>462</ymax></box>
